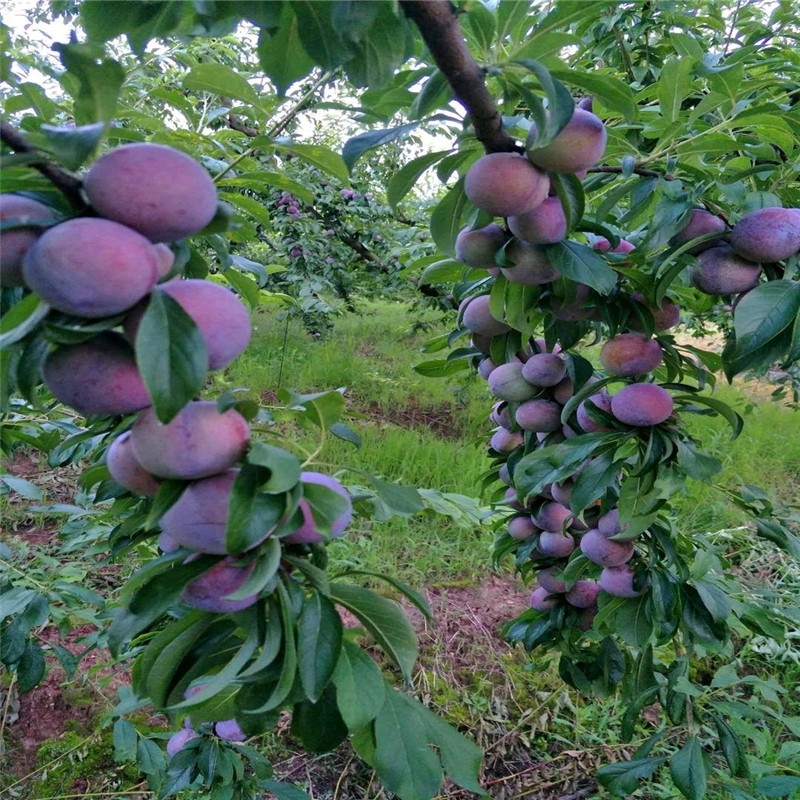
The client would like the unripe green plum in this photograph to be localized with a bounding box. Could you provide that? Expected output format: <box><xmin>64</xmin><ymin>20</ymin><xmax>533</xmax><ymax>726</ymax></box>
<box><xmin>107</xmin><ymin>431</ymin><xmax>160</xmax><ymax>496</ymax></box>
<box><xmin>508</xmin><ymin>196</ymin><xmax>567</xmax><ymax>245</ymax></box>
<box><xmin>0</xmin><ymin>194</ymin><xmax>57</xmax><ymax>286</ymax></box>
<box><xmin>537</xmin><ymin>530</ymin><xmax>576</xmax><ymax>557</ymax></box>
<box><xmin>730</xmin><ymin>207</ymin><xmax>800</xmax><ymax>263</ymax></box>
<box><xmin>461</xmin><ymin>295</ymin><xmax>510</xmax><ymax>336</ymax></box>
<box><xmin>515</xmin><ymin>399</ymin><xmax>562</xmax><ymax>432</ymax></box>
<box><xmin>500</xmin><ymin>239</ymin><xmax>560</xmax><ymax>285</ymax></box>
<box><xmin>599</xmin><ymin>565</ymin><xmax>647</xmax><ymax>598</ymax></box>
<box><xmin>521</xmin><ymin>353</ymin><xmax>566</xmax><ymax>387</ymax></box>
<box><xmin>577</xmin><ymin>392</ymin><xmax>614</xmax><ymax>433</ymax></box>
<box><xmin>23</xmin><ymin>218</ymin><xmax>159</xmax><ymax>318</ymax></box>
<box><xmin>611</xmin><ymin>383</ymin><xmax>674</xmax><ymax>427</ymax></box>
<box><xmin>508</xmin><ymin>515</ymin><xmax>538</xmax><ymax>540</ymax></box>
<box><xmin>488</xmin><ymin>363</ymin><xmax>538</xmax><ymax>402</ymax></box>
<box><xmin>600</xmin><ymin>333</ymin><xmax>663</xmax><ymax>378</ymax></box>
<box><xmin>535</xmin><ymin>501</ymin><xmax>572</xmax><ymax>532</ymax></box>
<box><xmin>282</xmin><ymin>472</ymin><xmax>353</xmax><ymax>544</ymax></box>
<box><xmin>131</xmin><ymin>401</ymin><xmax>250</xmax><ymax>480</ymax></box>
<box><xmin>579</xmin><ymin>528</ymin><xmax>634</xmax><ymax>566</ymax></box>
<box><xmin>43</xmin><ymin>332</ymin><xmax>151</xmax><ymax>416</ymax></box>
<box><xmin>537</xmin><ymin>567</ymin><xmax>566</xmax><ymax>594</ymax></box>
<box><xmin>527</xmin><ymin>109</ymin><xmax>607</xmax><ymax>173</ymax></box>
<box><xmin>84</xmin><ymin>143</ymin><xmax>218</xmax><ymax>242</ymax></box>
<box><xmin>490</xmin><ymin>427</ymin><xmax>524</xmax><ymax>453</ymax></box>
<box><xmin>565</xmin><ymin>579</ymin><xmax>600</xmax><ymax>608</ymax></box>
<box><xmin>124</xmin><ymin>279</ymin><xmax>252</xmax><ymax>370</ymax></box>
<box><xmin>530</xmin><ymin>586</ymin><xmax>558</xmax><ymax>611</ymax></box>
<box><xmin>455</xmin><ymin>224</ymin><xmax>507</xmax><ymax>269</ymax></box>
<box><xmin>629</xmin><ymin>293</ymin><xmax>681</xmax><ymax>331</ymax></box>
<box><xmin>669</xmin><ymin>209</ymin><xmax>727</xmax><ymax>254</ymax></box>
<box><xmin>691</xmin><ymin>246</ymin><xmax>761</xmax><ymax>295</ymax></box>
<box><xmin>464</xmin><ymin>153</ymin><xmax>549</xmax><ymax>217</ymax></box>
<box><xmin>182</xmin><ymin>556</ymin><xmax>259</xmax><ymax>613</ymax></box>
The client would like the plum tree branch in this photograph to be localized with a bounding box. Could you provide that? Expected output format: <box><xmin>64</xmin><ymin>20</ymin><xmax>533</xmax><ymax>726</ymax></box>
<box><xmin>0</xmin><ymin>121</ymin><xmax>86</xmax><ymax>209</ymax></box>
<box><xmin>400</xmin><ymin>0</ymin><xmax>519</xmax><ymax>154</ymax></box>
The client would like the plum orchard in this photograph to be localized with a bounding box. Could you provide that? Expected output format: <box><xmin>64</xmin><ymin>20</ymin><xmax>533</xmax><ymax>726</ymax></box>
<box><xmin>0</xmin><ymin>140</ymin><xmax>482</xmax><ymax>799</ymax></box>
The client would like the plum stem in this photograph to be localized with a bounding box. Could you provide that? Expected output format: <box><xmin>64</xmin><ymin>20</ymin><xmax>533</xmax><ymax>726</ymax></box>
<box><xmin>0</xmin><ymin>121</ymin><xmax>86</xmax><ymax>209</ymax></box>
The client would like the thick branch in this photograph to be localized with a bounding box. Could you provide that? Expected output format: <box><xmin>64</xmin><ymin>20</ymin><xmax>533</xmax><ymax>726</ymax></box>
<box><xmin>401</xmin><ymin>0</ymin><xmax>518</xmax><ymax>154</ymax></box>
<box><xmin>0</xmin><ymin>121</ymin><xmax>86</xmax><ymax>209</ymax></box>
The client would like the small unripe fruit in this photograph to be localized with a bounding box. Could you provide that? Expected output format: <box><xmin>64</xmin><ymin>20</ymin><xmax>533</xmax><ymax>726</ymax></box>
<box><xmin>730</xmin><ymin>207</ymin><xmax>800</xmax><ymax>263</ymax></box>
<box><xmin>455</xmin><ymin>224</ymin><xmax>507</xmax><ymax>269</ymax></box>
<box><xmin>464</xmin><ymin>153</ymin><xmax>549</xmax><ymax>217</ymax></box>
<box><xmin>107</xmin><ymin>431</ymin><xmax>160</xmax><ymax>496</ymax></box>
<box><xmin>508</xmin><ymin>515</ymin><xmax>538</xmax><ymax>540</ymax></box>
<box><xmin>579</xmin><ymin>528</ymin><xmax>634</xmax><ymax>566</ymax></box>
<box><xmin>600</xmin><ymin>565</ymin><xmax>647</xmax><ymax>598</ymax></box>
<box><xmin>508</xmin><ymin>196</ymin><xmax>567</xmax><ymax>245</ymax></box>
<box><xmin>530</xmin><ymin>586</ymin><xmax>559</xmax><ymax>611</ymax></box>
<box><xmin>669</xmin><ymin>209</ymin><xmax>727</xmax><ymax>254</ymax></box>
<box><xmin>0</xmin><ymin>194</ymin><xmax>57</xmax><ymax>286</ymax></box>
<box><xmin>537</xmin><ymin>567</ymin><xmax>566</xmax><ymax>594</ymax></box>
<box><xmin>610</xmin><ymin>383</ymin><xmax>674</xmax><ymax>427</ymax></box>
<box><xmin>600</xmin><ymin>333</ymin><xmax>663</xmax><ymax>378</ymax></box>
<box><xmin>521</xmin><ymin>353</ymin><xmax>566</xmax><ymax>387</ymax></box>
<box><xmin>537</xmin><ymin>530</ymin><xmax>576</xmax><ymax>557</ymax></box>
<box><xmin>461</xmin><ymin>295</ymin><xmax>509</xmax><ymax>336</ymax></box>
<box><xmin>515</xmin><ymin>399</ymin><xmax>562</xmax><ymax>432</ymax></box>
<box><xmin>565</xmin><ymin>579</ymin><xmax>600</xmax><ymax>608</ymax></box>
<box><xmin>527</xmin><ymin>109</ymin><xmax>607</xmax><ymax>174</ymax></box>
<box><xmin>84</xmin><ymin>143</ymin><xmax>218</xmax><ymax>242</ymax></box>
<box><xmin>692</xmin><ymin>246</ymin><xmax>761</xmax><ymax>295</ymax></box>
<box><xmin>488</xmin><ymin>362</ymin><xmax>538</xmax><ymax>402</ymax></box>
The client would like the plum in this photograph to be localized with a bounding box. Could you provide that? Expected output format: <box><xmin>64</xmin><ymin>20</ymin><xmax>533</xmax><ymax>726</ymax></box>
<box><xmin>215</xmin><ymin>720</ymin><xmax>247</xmax><ymax>742</ymax></box>
<box><xmin>0</xmin><ymin>194</ymin><xmax>57</xmax><ymax>286</ymax></box>
<box><xmin>464</xmin><ymin>153</ymin><xmax>549</xmax><ymax>217</ymax></box>
<box><xmin>84</xmin><ymin>142</ymin><xmax>218</xmax><ymax>242</ymax></box>
<box><xmin>478</xmin><ymin>357</ymin><xmax>496</xmax><ymax>379</ymax></box>
<box><xmin>527</xmin><ymin>109</ymin><xmax>607</xmax><ymax>173</ymax></box>
<box><xmin>131</xmin><ymin>401</ymin><xmax>250</xmax><ymax>480</ymax></box>
<box><xmin>599</xmin><ymin>565</ymin><xmax>647</xmax><ymax>598</ymax></box>
<box><xmin>521</xmin><ymin>353</ymin><xmax>566</xmax><ymax>387</ymax></box>
<box><xmin>552</xmin><ymin>377</ymin><xmax>574</xmax><ymax>405</ymax></box>
<box><xmin>182</xmin><ymin>556</ymin><xmax>259</xmax><ymax>613</ymax></box>
<box><xmin>167</xmin><ymin>728</ymin><xmax>199</xmax><ymax>756</ymax></box>
<box><xmin>282</xmin><ymin>472</ymin><xmax>353</xmax><ymax>544</ymax></box>
<box><xmin>461</xmin><ymin>295</ymin><xmax>509</xmax><ymax>336</ymax></box>
<box><xmin>537</xmin><ymin>530</ymin><xmax>576</xmax><ymax>557</ymax></box>
<box><xmin>107</xmin><ymin>431</ymin><xmax>160</xmax><ymax>496</ymax></box>
<box><xmin>43</xmin><ymin>332</ymin><xmax>151</xmax><ymax>416</ymax></box>
<box><xmin>577</xmin><ymin>392</ymin><xmax>614</xmax><ymax>433</ymax></box>
<box><xmin>508</xmin><ymin>196</ymin><xmax>567</xmax><ymax>245</ymax></box>
<box><xmin>629</xmin><ymin>294</ymin><xmax>681</xmax><ymax>332</ymax></box>
<box><xmin>488</xmin><ymin>363</ymin><xmax>538</xmax><ymax>402</ymax></box>
<box><xmin>535</xmin><ymin>501</ymin><xmax>573</xmax><ymax>532</ymax></box>
<box><xmin>500</xmin><ymin>239</ymin><xmax>560</xmax><ymax>285</ymax></box>
<box><xmin>537</xmin><ymin>567</ymin><xmax>566</xmax><ymax>594</ymax></box>
<box><xmin>600</xmin><ymin>333</ymin><xmax>663</xmax><ymax>378</ymax></box>
<box><xmin>152</xmin><ymin>243</ymin><xmax>176</xmax><ymax>279</ymax></box>
<box><xmin>490</xmin><ymin>427</ymin><xmax>524</xmax><ymax>453</ymax></box>
<box><xmin>455</xmin><ymin>224</ymin><xmax>507</xmax><ymax>269</ymax></box>
<box><xmin>579</xmin><ymin>528</ymin><xmax>634</xmax><ymax>566</ymax></box>
<box><xmin>578</xmin><ymin>605</ymin><xmax>599</xmax><ymax>631</ymax></box>
<box><xmin>508</xmin><ymin>515</ymin><xmax>538</xmax><ymax>540</ymax></box>
<box><xmin>489</xmin><ymin>402</ymin><xmax>512</xmax><ymax>430</ymax></box>
<box><xmin>669</xmin><ymin>209</ymin><xmax>727</xmax><ymax>254</ymax></box>
<box><xmin>730</xmin><ymin>207</ymin><xmax>800</xmax><ymax>263</ymax></box>
<box><xmin>124</xmin><ymin>279</ymin><xmax>252</xmax><ymax>370</ymax></box>
<box><xmin>611</xmin><ymin>383</ymin><xmax>674</xmax><ymax>427</ymax></box>
<box><xmin>530</xmin><ymin>586</ymin><xmax>559</xmax><ymax>611</ymax></box>
<box><xmin>691</xmin><ymin>246</ymin><xmax>761</xmax><ymax>295</ymax></box>
<box><xmin>565</xmin><ymin>579</ymin><xmax>600</xmax><ymax>608</ymax></box>
<box><xmin>23</xmin><ymin>218</ymin><xmax>159</xmax><ymax>318</ymax></box>
<box><xmin>515</xmin><ymin>399</ymin><xmax>562</xmax><ymax>432</ymax></box>
<box><xmin>593</xmin><ymin>237</ymin><xmax>636</xmax><ymax>255</ymax></box>
<box><xmin>498</xmin><ymin>463</ymin><xmax>512</xmax><ymax>486</ymax></box>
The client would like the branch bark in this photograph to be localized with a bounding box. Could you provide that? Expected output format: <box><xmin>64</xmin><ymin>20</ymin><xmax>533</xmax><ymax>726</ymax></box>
<box><xmin>401</xmin><ymin>0</ymin><xmax>518</xmax><ymax>154</ymax></box>
<box><xmin>0</xmin><ymin>121</ymin><xmax>86</xmax><ymax>209</ymax></box>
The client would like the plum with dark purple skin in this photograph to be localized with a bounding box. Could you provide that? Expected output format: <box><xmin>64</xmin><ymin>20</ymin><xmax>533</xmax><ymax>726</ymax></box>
<box><xmin>0</xmin><ymin>194</ymin><xmax>57</xmax><ymax>287</ymax></box>
<box><xmin>565</xmin><ymin>580</ymin><xmax>600</xmax><ymax>608</ymax></box>
<box><xmin>215</xmin><ymin>720</ymin><xmax>247</xmax><ymax>742</ymax></box>
<box><xmin>84</xmin><ymin>142</ymin><xmax>218</xmax><ymax>242</ymax></box>
<box><xmin>691</xmin><ymin>246</ymin><xmax>761</xmax><ymax>295</ymax></box>
<box><xmin>577</xmin><ymin>392</ymin><xmax>614</xmax><ymax>433</ymax></box>
<box><xmin>508</xmin><ymin>196</ymin><xmax>567</xmax><ymax>245</ymax></box>
<box><xmin>730</xmin><ymin>207</ymin><xmax>800</xmax><ymax>263</ymax></box>
<box><xmin>182</xmin><ymin>556</ymin><xmax>259</xmax><ymax>613</ymax></box>
<box><xmin>464</xmin><ymin>153</ymin><xmax>549</xmax><ymax>217</ymax></box>
<box><xmin>43</xmin><ymin>333</ymin><xmax>151</xmax><ymax>417</ymax></box>
<box><xmin>490</xmin><ymin>402</ymin><xmax>512</xmax><ymax>430</ymax></box>
<box><xmin>600</xmin><ymin>565</ymin><xmax>648</xmax><ymax>598</ymax></box>
<box><xmin>490</xmin><ymin>428</ymin><xmax>524</xmax><ymax>454</ymax></box>
<box><xmin>537</xmin><ymin>567</ymin><xmax>566</xmax><ymax>594</ymax></box>
<box><xmin>500</xmin><ymin>240</ymin><xmax>560</xmax><ymax>285</ymax></box>
<box><xmin>579</xmin><ymin>528</ymin><xmax>634</xmax><ymax>566</ymax></box>
<box><xmin>455</xmin><ymin>224</ymin><xmax>507</xmax><ymax>269</ymax></box>
<box><xmin>167</xmin><ymin>729</ymin><xmax>200</xmax><ymax>756</ymax></box>
<box><xmin>515</xmin><ymin>399</ymin><xmax>562</xmax><ymax>433</ymax></box>
<box><xmin>553</xmin><ymin>378</ymin><xmax>574</xmax><ymax>405</ymax></box>
<box><xmin>23</xmin><ymin>218</ymin><xmax>159</xmax><ymax>318</ymax></box>
<box><xmin>537</xmin><ymin>530</ymin><xmax>576</xmax><ymax>557</ymax></box>
<box><xmin>478</xmin><ymin>357</ymin><xmax>496</xmax><ymax>379</ymax></box>
<box><xmin>578</xmin><ymin>605</ymin><xmax>599</xmax><ymax>631</ymax></box>
<box><xmin>530</xmin><ymin>586</ymin><xmax>559</xmax><ymax>611</ymax></box>
<box><xmin>521</xmin><ymin>353</ymin><xmax>566</xmax><ymax>387</ymax></box>
<box><xmin>629</xmin><ymin>294</ymin><xmax>681</xmax><ymax>332</ymax></box>
<box><xmin>600</xmin><ymin>333</ymin><xmax>663</xmax><ymax>378</ymax></box>
<box><xmin>282</xmin><ymin>472</ymin><xmax>353</xmax><ymax>544</ymax></box>
<box><xmin>508</xmin><ymin>515</ymin><xmax>538</xmax><ymax>540</ymax></box>
<box><xmin>488</xmin><ymin>363</ymin><xmax>538</xmax><ymax>403</ymax></box>
<box><xmin>535</xmin><ymin>502</ymin><xmax>572</xmax><ymax>532</ymax></box>
<box><xmin>498</xmin><ymin>463</ymin><xmax>512</xmax><ymax>486</ymax></box>
<box><xmin>107</xmin><ymin>431</ymin><xmax>160</xmax><ymax>496</ymax></box>
<box><xmin>669</xmin><ymin>209</ymin><xmax>727</xmax><ymax>254</ymax></box>
<box><xmin>527</xmin><ymin>109</ymin><xmax>607</xmax><ymax>173</ymax></box>
<box><xmin>610</xmin><ymin>383</ymin><xmax>674</xmax><ymax>427</ymax></box>
<box><xmin>461</xmin><ymin>295</ymin><xmax>510</xmax><ymax>336</ymax></box>
<box><xmin>131</xmin><ymin>401</ymin><xmax>250</xmax><ymax>481</ymax></box>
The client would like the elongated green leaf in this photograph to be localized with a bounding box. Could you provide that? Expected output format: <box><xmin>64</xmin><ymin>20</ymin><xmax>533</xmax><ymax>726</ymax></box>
<box><xmin>183</xmin><ymin>64</ymin><xmax>262</xmax><ymax>108</ymax></box>
<box><xmin>387</xmin><ymin>150</ymin><xmax>450</xmax><ymax>212</ymax></box>
<box><xmin>342</xmin><ymin>122</ymin><xmax>419</xmax><ymax>172</ymax></box>
<box><xmin>546</xmin><ymin>240</ymin><xmax>617</xmax><ymax>295</ymax></box>
<box><xmin>291</xmin><ymin>685</ymin><xmax>348</xmax><ymax>753</ymax></box>
<box><xmin>257</xmin><ymin>4</ymin><xmax>315</xmax><ymax>96</ymax></box>
<box><xmin>16</xmin><ymin>640</ymin><xmax>46</xmax><ymax>692</ymax></box>
<box><xmin>672</xmin><ymin>394</ymin><xmax>743</xmax><ymax>439</ymax></box>
<box><xmin>515</xmin><ymin>59</ymin><xmax>574</xmax><ymax>145</ymax></box>
<box><xmin>297</xmin><ymin>592</ymin><xmax>342</xmax><ymax>703</ymax></box>
<box><xmin>712</xmin><ymin>714</ymin><xmax>750</xmax><ymax>779</ymax></box>
<box><xmin>270</xmin><ymin>141</ymin><xmax>349</xmax><ymax>185</ymax></box>
<box><xmin>431</xmin><ymin>177</ymin><xmax>469</xmax><ymax>257</ymax></box>
<box><xmin>670</xmin><ymin>736</ymin><xmax>707</xmax><ymax>800</ymax></box>
<box><xmin>658</xmin><ymin>58</ymin><xmax>695</xmax><ymax>123</ymax></box>
<box><xmin>597</xmin><ymin>756</ymin><xmax>667</xmax><ymax>795</ymax></box>
<box><xmin>135</xmin><ymin>291</ymin><xmax>207</xmax><ymax>424</ymax></box>
<box><xmin>329</xmin><ymin>583</ymin><xmax>417</xmax><ymax>682</ymax></box>
<box><xmin>54</xmin><ymin>42</ymin><xmax>125</xmax><ymax>124</ymax></box>
<box><xmin>331</xmin><ymin>640</ymin><xmax>386</xmax><ymax>731</ymax></box>
<box><xmin>335</xmin><ymin>570</ymin><xmax>431</xmax><ymax>620</ymax></box>
<box><xmin>550</xmin><ymin>67</ymin><xmax>638</xmax><ymax>121</ymax></box>
<box><xmin>217</xmin><ymin>172</ymin><xmax>313</xmax><ymax>205</ymax></box>
<box><xmin>0</xmin><ymin>294</ymin><xmax>50</xmax><ymax>350</ymax></box>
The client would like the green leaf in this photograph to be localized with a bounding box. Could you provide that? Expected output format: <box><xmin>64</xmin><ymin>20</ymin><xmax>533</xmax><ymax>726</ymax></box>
<box><xmin>409</xmin><ymin>69</ymin><xmax>452</xmax><ymax>119</ymax></box>
<box><xmin>261</xmin><ymin>781</ymin><xmax>311</xmax><ymax>800</ymax></box>
<box><xmin>225</xmin><ymin>465</ymin><xmax>288</xmax><ymax>553</ymax></box>
<box><xmin>113</xmin><ymin>718</ymin><xmax>138</xmax><ymax>763</ymax></box>
<box><xmin>54</xmin><ymin>42</ymin><xmax>125</xmax><ymax>125</ymax></box>
<box><xmin>297</xmin><ymin>593</ymin><xmax>343</xmax><ymax>703</ymax></box>
<box><xmin>549</xmin><ymin>173</ymin><xmax>585</xmax><ymax>234</ymax></box>
<box><xmin>246</xmin><ymin>442</ymin><xmax>301</xmax><ymax>493</ymax></box>
<box><xmin>183</xmin><ymin>64</ymin><xmax>262</xmax><ymax>108</ymax></box>
<box><xmin>292</xmin><ymin>1</ymin><xmax>355</xmax><ymax>71</ymax></box>
<box><xmin>0</xmin><ymin>294</ymin><xmax>50</xmax><ymax>350</ymax></box>
<box><xmin>549</xmin><ymin>67</ymin><xmax>638</xmax><ymax>122</ymax></box>
<box><xmin>597</xmin><ymin>756</ymin><xmax>667</xmax><ymax>795</ymax></box>
<box><xmin>658</xmin><ymin>58</ymin><xmax>695</xmax><ymax>123</ymax></box>
<box><xmin>373</xmin><ymin>690</ymin><xmax>443</xmax><ymax>800</ymax></box>
<box><xmin>329</xmin><ymin>422</ymin><xmax>361</xmax><ymax>448</ymax></box>
<box><xmin>217</xmin><ymin>172</ymin><xmax>314</xmax><ymax>206</ymax></box>
<box><xmin>271</xmin><ymin>141</ymin><xmax>349</xmax><ymax>185</ymax></box>
<box><xmin>1</xmin><ymin>475</ymin><xmax>43</xmax><ymax>500</ymax></box>
<box><xmin>755</xmin><ymin>777</ymin><xmax>800</xmax><ymax>798</ymax></box>
<box><xmin>342</xmin><ymin>122</ymin><xmax>419</xmax><ymax>172</ymax></box>
<box><xmin>515</xmin><ymin>59</ymin><xmax>574</xmax><ymax>146</ymax></box>
<box><xmin>712</xmin><ymin>714</ymin><xmax>750</xmax><ymax>779</ymax></box>
<box><xmin>367</xmin><ymin>476</ymin><xmax>425</xmax><ymax>517</ymax></box>
<box><xmin>329</xmin><ymin>583</ymin><xmax>417</xmax><ymax>683</ymax></box>
<box><xmin>134</xmin><ymin>290</ymin><xmax>208</xmax><ymax>424</ymax></box>
<box><xmin>331</xmin><ymin>0</ymin><xmax>379</xmax><ymax>43</ymax></box>
<box><xmin>546</xmin><ymin>240</ymin><xmax>617</xmax><ymax>295</ymax></box>
<box><xmin>331</xmin><ymin>640</ymin><xmax>386</xmax><ymax>731</ymax></box>
<box><xmin>291</xmin><ymin>684</ymin><xmax>348</xmax><ymax>753</ymax></box>
<box><xmin>672</xmin><ymin>394</ymin><xmax>743</xmax><ymax>439</ymax></box>
<box><xmin>39</xmin><ymin>122</ymin><xmax>105</xmax><ymax>170</ymax></box>
<box><xmin>430</xmin><ymin>177</ymin><xmax>469</xmax><ymax>257</ymax></box>
<box><xmin>387</xmin><ymin>151</ymin><xmax>450</xmax><ymax>212</ymax></box>
<box><xmin>670</xmin><ymin>737</ymin><xmax>708</xmax><ymax>800</ymax></box>
<box><xmin>335</xmin><ymin>570</ymin><xmax>431</xmax><ymax>621</ymax></box>
<box><xmin>257</xmin><ymin>4</ymin><xmax>315</xmax><ymax>96</ymax></box>
<box><xmin>0</xmin><ymin>621</ymin><xmax>26</xmax><ymax>665</ymax></box>
<box><xmin>16</xmin><ymin>640</ymin><xmax>46</xmax><ymax>692</ymax></box>
<box><xmin>53</xmin><ymin>644</ymin><xmax>78</xmax><ymax>679</ymax></box>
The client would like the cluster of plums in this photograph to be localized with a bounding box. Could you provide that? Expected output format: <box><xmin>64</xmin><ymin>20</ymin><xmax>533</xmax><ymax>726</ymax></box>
<box><xmin>166</xmin><ymin>684</ymin><xmax>247</xmax><ymax>753</ymax></box>
<box><xmin>0</xmin><ymin>142</ymin><xmax>353</xmax><ymax>616</ymax></box>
